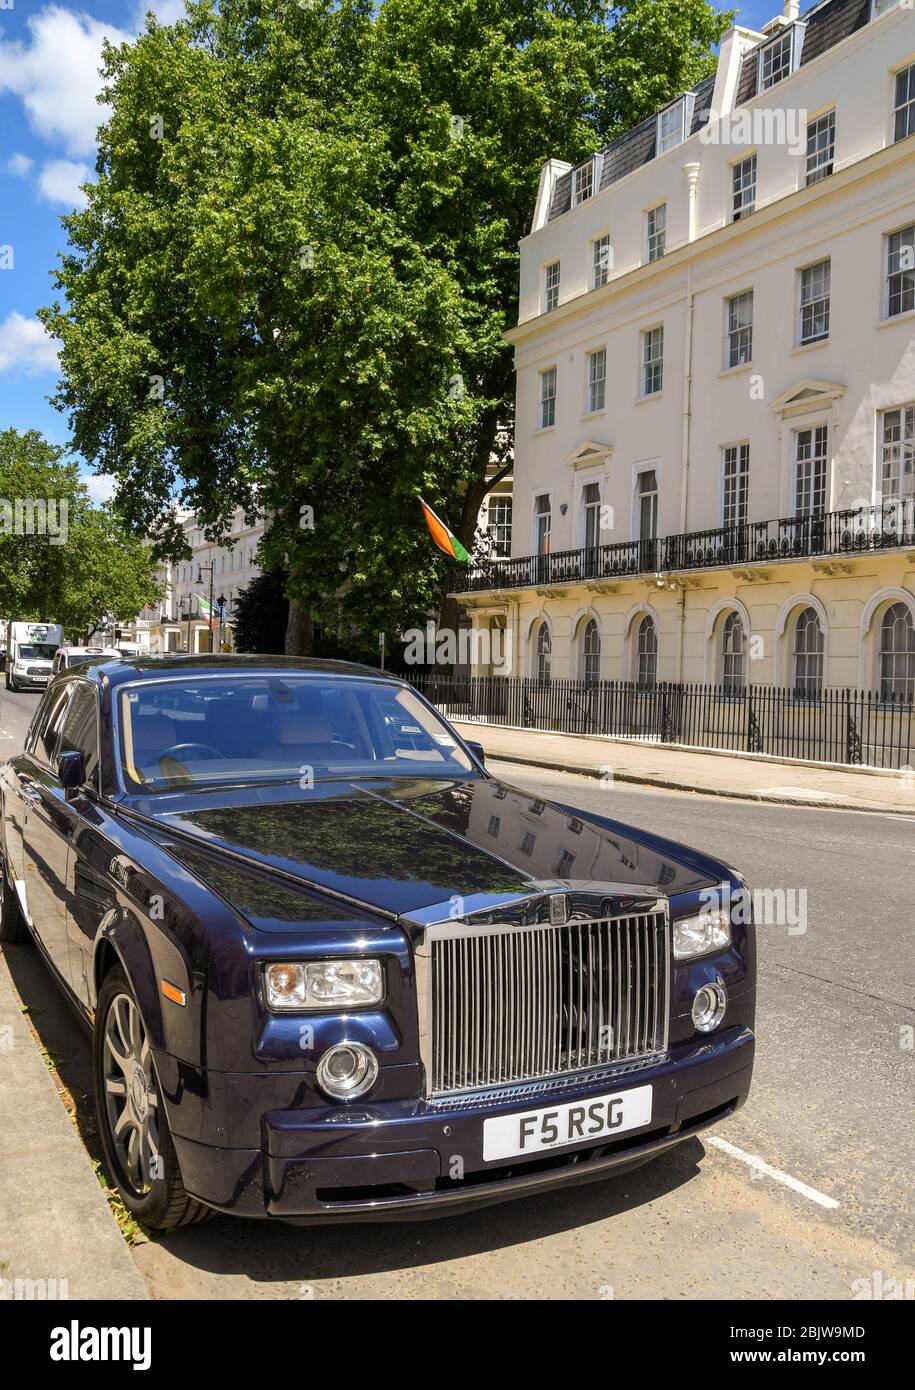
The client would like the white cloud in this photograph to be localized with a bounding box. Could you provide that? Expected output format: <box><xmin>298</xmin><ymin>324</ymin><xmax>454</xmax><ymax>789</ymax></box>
<box><xmin>0</xmin><ymin>7</ymin><xmax>133</xmax><ymax>158</ymax></box>
<box><xmin>83</xmin><ymin>473</ymin><xmax>117</xmax><ymax>505</ymax></box>
<box><xmin>38</xmin><ymin>158</ymin><xmax>92</xmax><ymax>209</ymax></box>
<box><xmin>0</xmin><ymin>312</ymin><xmax>61</xmax><ymax>376</ymax></box>
<box><xmin>5</xmin><ymin>153</ymin><xmax>34</xmax><ymax>177</ymax></box>
<box><xmin>0</xmin><ymin>4</ymin><xmax>190</xmax><ymax>174</ymax></box>
<box><xmin>137</xmin><ymin>0</ymin><xmax>188</xmax><ymax>24</ymax></box>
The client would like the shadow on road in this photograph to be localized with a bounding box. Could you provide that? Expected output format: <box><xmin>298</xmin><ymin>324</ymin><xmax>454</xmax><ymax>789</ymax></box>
<box><xmin>1</xmin><ymin>938</ymin><xmax>102</xmax><ymax>1164</ymax></box>
<box><xmin>152</xmin><ymin>1137</ymin><xmax>705</xmax><ymax>1290</ymax></box>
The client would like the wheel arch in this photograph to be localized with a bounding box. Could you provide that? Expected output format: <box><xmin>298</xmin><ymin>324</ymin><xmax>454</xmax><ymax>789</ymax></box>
<box><xmin>92</xmin><ymin>909</ymin><xmax>170</xmax><ymax>1055</ymax></box>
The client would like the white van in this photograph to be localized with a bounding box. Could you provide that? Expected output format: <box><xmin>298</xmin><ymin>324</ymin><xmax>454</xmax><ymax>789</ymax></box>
<box><xmin>5</xmin><ymin>622</ymin><xmax>65</xmax><ymax>691</ymax></box>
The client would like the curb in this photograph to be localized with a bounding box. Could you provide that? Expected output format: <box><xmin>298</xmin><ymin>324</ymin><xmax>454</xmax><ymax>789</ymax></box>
<box><xmin>482</xmin><ymin>750</ymin><xmax>915</xmax><ymax>816</ymax></box>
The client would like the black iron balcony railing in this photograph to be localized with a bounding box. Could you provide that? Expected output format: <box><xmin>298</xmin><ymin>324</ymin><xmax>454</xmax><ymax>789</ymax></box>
<box><xmin>453</xmin><ymin>502</ymin><xmax>915</xmax><ymax>594</ymax></box>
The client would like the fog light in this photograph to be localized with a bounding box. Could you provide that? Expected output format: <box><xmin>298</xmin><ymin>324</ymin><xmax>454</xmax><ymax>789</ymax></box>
<box><xmin>316</xmin><ymin>1042</ymin><xmax>378</xmax><ymax>1099</ymax></box>
<box><xmin>691</xmin><ymin>983</ymin><xmax>727</xmax><ymax>1033</ymax></box>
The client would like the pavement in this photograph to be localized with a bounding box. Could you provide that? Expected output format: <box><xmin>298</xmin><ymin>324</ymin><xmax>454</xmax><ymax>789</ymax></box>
<box><xmin>0</xmin><ymin>950</ymin><xmax>150</xmax><ymax>1301</ymax></box>
<box><xmin>451</xmin><ymin>720</ymin><xmax>915</xmax><ymax>815</ymax></box>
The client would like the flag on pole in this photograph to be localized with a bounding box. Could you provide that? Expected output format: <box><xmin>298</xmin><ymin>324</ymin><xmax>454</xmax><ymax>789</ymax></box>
<box><xmin>195</xmin><ymin>593</ymin><xmax>213</xmax><ymax>618</ymax></box>
<box><xmin>419</xmin><ymin>498</ymin><xmax>469</xmax><ymax>562</ymax></box>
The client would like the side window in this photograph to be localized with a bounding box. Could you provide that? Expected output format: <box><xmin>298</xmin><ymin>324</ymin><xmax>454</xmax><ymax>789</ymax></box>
<box><xmin>57</xmin><ymin>683</ymin><xmax>100</xmax><ymax>786</ymax></box>
<box><xmin>25</xmin><ymin>689</ymin><xmax>56</xmax><ymax>755</ymax></box>
<box><xmin>33</xmin><ymin>687</ymin><xmax>73</xmax><ymax>766</ymax></box>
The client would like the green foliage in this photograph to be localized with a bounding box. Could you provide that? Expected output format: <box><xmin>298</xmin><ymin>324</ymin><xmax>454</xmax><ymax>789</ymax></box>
<box><xmin>0</xmin><ymin>429</ymin><xmax>162</xmax><ymax>636</ymax></box>
<box><xmin>232</xmin><ymin>569</ymin><xmax>289</xmax><ymax>654</ymax></box>
<box><xmin>41</xmin><ymin>0</ymin><xmax>730</xmax><ymax>650</ymax></box>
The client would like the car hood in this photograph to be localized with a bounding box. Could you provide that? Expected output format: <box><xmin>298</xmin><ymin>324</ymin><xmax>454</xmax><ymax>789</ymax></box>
<box><xmin>139</xmin><ymin>775</ymin><xmax>723</xmax><ymax>927</ymax></box>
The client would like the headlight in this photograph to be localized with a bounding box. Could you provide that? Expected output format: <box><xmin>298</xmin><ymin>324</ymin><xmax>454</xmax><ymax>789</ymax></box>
<box><xmin>263</xmin><ymin>958</ymin><xmax>384</xmax><ymax>1011</ymax></box>
<box><xmin>672</xmin><ymin>910</ymin><xmax>731</xmax><ymax>960</ymax></box>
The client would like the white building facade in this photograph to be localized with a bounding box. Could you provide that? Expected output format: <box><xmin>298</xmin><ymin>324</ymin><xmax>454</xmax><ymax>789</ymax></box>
<box><xmin>120</xmin><ymin>506</ymin><xmax>266</xmax><ymax>654</ymax></box>
<box><xmin>455</xmin><ymin>0</ymin><xmax>915</xmax><ymax>723</ymax></box>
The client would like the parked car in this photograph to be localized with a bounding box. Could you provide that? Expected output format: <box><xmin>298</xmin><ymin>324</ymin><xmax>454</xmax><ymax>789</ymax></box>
<box><xmin>0</xmin><ymin>655</ymin><xmax>755</xmax><ymax>1229</ymax></box>
<box><xmin>52</xmin><ymin>646</ymin><xmax>121</xmax><ymax>674</ymax></box>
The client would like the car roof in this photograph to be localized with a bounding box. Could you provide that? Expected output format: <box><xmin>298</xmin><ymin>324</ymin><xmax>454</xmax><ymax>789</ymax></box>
<box><xmin>82</xmin><ymin>653</ymin><xmax>388</xmax><ymax>688</ymax></box>
<box><xmin>57</xmin><ymin>646</ymin><xmax>120</xmax><ymax>655</ymax></box>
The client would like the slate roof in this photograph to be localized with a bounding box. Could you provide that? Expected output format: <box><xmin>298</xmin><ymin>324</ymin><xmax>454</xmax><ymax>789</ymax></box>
<box><xmin>547</xmin><ymin>0</ymin><xmax>876</xmax><ymax>223</ymax></box>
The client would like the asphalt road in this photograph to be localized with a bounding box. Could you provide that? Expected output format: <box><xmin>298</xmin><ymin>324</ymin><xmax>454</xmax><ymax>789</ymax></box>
<box><xmin>1</xmin><ymin>683</ymin><xmax>912</xmax><ymax>1301</ymax></box>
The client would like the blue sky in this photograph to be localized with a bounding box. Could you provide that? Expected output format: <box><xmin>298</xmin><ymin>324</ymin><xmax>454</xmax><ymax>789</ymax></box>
<box><xmin>0</xmin><ymin>0</ymin><xmax>778</xmax><ymax>497</ymax></box>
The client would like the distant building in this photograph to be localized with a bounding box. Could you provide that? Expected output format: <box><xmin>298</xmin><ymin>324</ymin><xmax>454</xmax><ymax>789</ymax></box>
<box><xmin>119</xmin><ymin>505</ymin><xmax>266</xmax><ymax>653</ymax></box>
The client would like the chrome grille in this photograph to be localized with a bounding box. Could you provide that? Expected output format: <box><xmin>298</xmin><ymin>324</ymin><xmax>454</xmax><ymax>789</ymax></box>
<box><xmin>427</xmin><ymin>911</ymin><xmax>669</xmax><ymax>1098</ymax></box>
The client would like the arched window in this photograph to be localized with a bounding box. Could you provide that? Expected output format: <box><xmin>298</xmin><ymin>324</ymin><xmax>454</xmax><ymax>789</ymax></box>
<box><xmin>581</xmin><ymin>617</ymin><xmax>600</xmax><ymax>685</ymax></box>
<box><xmin>535</xmin><ymin>620</ymin><xmax>551</xmax><ymax>684</ymax></box>
<box><xmin>635</xmin><ymin>615</ymin><xmax>657</xmax><ymax>687</ymax></box>
<box><xmin>721</xmin><ymin>612</ymin><xmax>746</xmax><ymax>693</ymax></box>
<box><xmin>793</xmin><ymin>606</ymin><xmax>823</xmax><ymax>698</ymax></box>
<box><xmin>879</xmin><ymin>602</ymin><xmax>915</xmax><ymax>701</ymax></box>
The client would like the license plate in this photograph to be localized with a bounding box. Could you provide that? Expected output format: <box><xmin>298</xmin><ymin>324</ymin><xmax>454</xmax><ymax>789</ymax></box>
<box><xmin>483</xmin><ymin>1084</ymin><xmax>653</xmax><ymax>1162</ymax></box>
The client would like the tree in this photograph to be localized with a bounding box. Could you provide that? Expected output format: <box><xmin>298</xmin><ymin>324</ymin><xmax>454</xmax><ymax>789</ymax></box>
<box><xmin>0</xmin><ymin>428</ymin><xmax>162</xmax><ymax>636</ymax></box>
<box><xmin>41</xmin><ymin>0</ymin><xmax>729</xmax><ymax>656</ymax></box>
<box><xmin>232</xmin><ymin>569</ymin><xmax>288</xmax><ymax>654</ymax></box>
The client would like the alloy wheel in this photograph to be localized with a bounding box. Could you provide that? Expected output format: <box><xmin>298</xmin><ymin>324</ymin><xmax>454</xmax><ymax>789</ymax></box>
<box><xmin>102</xmin><ymin>992</ymin><xmax>160</xmax><ymax>1196</ymax></box>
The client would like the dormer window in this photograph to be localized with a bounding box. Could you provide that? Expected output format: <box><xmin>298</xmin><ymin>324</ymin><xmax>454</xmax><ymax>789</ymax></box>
<box><xmin>656</xmin><ymin>93</ymin><xmax>695</xmax><ymax>156</ymax></box>
<box><xmin>572</xmin><ymin>157</ymin><xmax>598</xmax><ymax>207</ymax></box>
<box><xmin>758</xmin><ymin>23</ymin><xmax>804</xmax><ymax>91</ymax></box>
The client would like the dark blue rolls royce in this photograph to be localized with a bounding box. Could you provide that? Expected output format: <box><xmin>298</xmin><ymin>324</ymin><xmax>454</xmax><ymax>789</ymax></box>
<box><xmin>0</xmin><ymin>656</ymin><xmax>755</xmax><ymax>1228</ymax></box>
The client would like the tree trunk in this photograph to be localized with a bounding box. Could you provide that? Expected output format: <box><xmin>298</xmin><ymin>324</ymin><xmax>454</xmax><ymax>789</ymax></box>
<box><xmin>285</xmin><ymin>599</ymin><xmax>314</xmax><ymax>656</ymax></box>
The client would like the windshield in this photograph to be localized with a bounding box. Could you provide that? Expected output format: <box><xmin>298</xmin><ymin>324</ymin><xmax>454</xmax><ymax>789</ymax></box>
<box><xmin>17</xmin><ymin>644</ymin><xmax>57</xmax><ymax>661</ymax></box>
<box><xmin>119</xmin><ymin>675</ymin><xmax>476</xmax><ymax>790</ymax></box>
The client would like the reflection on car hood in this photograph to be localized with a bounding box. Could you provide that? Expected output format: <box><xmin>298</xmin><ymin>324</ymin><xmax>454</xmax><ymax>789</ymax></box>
<box><xmin>143</xmin><ymin>775</ymin><xmax>723</xmax><ymax>924</ymax></box>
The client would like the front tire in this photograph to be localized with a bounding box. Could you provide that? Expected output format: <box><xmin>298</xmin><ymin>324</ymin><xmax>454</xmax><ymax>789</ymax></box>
<box><xmin>0</xmin><ymin>855</ymin><xmax>26</xmax><ymax>942</ymax></box>
<box><xmin>93</xmin><ymin>967</ymin><xmax>212</xmax><ymax>1231</ymax></box>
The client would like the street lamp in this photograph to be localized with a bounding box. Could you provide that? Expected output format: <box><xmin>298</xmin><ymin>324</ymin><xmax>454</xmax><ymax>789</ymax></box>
<box><xmin>197</xmin><ymin>561</ymin><xmax>216</xmax><ymax>653</ymax></box>
<box><xmin>217</xmin><ymin>593</ymin><xmax>227</xmax><ymax>652</ymax></box>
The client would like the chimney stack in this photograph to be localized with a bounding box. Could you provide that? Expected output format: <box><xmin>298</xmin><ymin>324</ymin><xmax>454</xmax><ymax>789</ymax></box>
<box><xmin>783</xmin><ymin>0</ymin><xmax>800</xmax><ymax>19</ymax></box>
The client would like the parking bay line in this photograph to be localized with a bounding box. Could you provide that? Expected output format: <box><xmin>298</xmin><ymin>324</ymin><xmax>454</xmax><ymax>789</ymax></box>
<box><xmin>707</xmin><ymin>1135</ymin><xmax>840</xmax><ymax>1210</ymax></box>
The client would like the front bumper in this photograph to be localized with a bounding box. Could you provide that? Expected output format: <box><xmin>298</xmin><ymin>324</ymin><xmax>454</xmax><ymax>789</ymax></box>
<box><xmin>171</xmin><ymin>1020</ymin><xmax>755</xmax><ymax>1222</ymax></box>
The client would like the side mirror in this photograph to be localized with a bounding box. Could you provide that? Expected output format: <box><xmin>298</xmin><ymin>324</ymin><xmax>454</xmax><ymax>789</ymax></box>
<box><xmin>465</xmin><ymin>739</ymin><xmax>486</xmax><ymax>767</ymax></box>
<box><xmin>57</xmin><ymin>750</ymin><xmax>86</xmax><ymax>799</ymax></box>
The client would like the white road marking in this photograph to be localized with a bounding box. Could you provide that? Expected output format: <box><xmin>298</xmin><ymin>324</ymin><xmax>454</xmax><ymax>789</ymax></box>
<box><xmin>707</xmin><ymin>1135</ymin><xmax>840</xmax><ymax>1210</ymax></box>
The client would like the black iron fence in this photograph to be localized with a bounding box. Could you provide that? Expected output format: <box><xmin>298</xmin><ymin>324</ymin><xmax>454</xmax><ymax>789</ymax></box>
<box><xmin>414</xmin><ymin>674</ymin><xmax>915</xmax><ymax>771</ymax></box>
<box><xmin>454</xmin><ymin>501</ymin><xmax>915</xmax><ymax>594</ymax></box>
